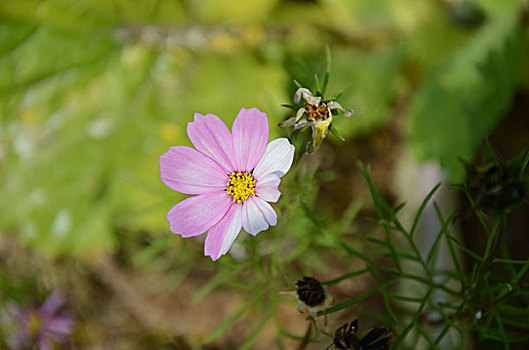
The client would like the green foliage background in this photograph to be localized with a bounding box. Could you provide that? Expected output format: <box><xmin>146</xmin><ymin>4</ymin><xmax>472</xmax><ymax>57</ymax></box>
<box><xmin>0</xmin><ymin>0</ymin><xmax>528</xmax><ymax>348</ymax></box>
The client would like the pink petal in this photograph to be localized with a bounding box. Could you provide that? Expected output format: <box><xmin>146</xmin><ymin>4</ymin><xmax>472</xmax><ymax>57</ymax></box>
<box><xmin>187</xmin><ymin>113</ymin><xmax>237</xmax><ymax>173</ymax></box>
<box><xmin>167</xmin><ymin>192</ymin><xmax>232</xmax><ymax>237</ymax></box>
<box><xmin>256</xmin><ymin>173</ymin><xmax>281</xmax><ymax>203</ymax></box>
<box><xmin>7</xmin><ymin>302</ymin><xmax>26</xmax><ymax>321</ymax></box>
<box><xmin>38</xmin><ymin>337</ymin><xmax>53</xmax><ymax>350</ymax></box>
<box><xmin>242</xmin><ymin>197</ymin><xmax>276</xmax><ymax>236</ymax></box>
<box><xmin>253</xmin><ymin>138</ymin><xmax>295</xmax><ymax>179</ymax></box>
<box><xmin>9</xmin><ymin>328</ymin><xmax>30</xmax><ymax>349</ymax></box>
<box><xmin>232</xmin><ymin>108</ymin><xmax>269</xmax><ymax>172</ymax></box>
<box><xmin>204</xmin><ymin>204</ymin><xmax>243</xmax><ymax>261</ymax></box>
<box><xmin>44</xmin><ymin>315</ymin><xmax>74</xmax><ymax>336</ymax></box>
<box><xmin>160</xmin><ymin>146</ymin><xmax>228</xmax><ymax>195</ymax></box>
<box><xmin>39</xmin><ymin>291</ymin><xmax>66</xmax><ymax>318</ymax></box>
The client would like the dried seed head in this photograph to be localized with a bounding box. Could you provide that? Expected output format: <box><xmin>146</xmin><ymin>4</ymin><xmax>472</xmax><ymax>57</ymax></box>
<box><xmin>327</xmin><ymin>319</ymin><xmax>393</xmax><ymax>350</ymax></box>
<box><xmin>296</xmin><ymin>276</ymin><xmax>326</xmax><ymax>307</ymax></box>
<box><xmin>331</xmin><ymin>320</ymin><xmax>358</xmax><ymax>350</ymax></box>
<box><xmin>459</xmin><ymin>142</ymin><xmax>529</xmax><ymax>215</ymax></box>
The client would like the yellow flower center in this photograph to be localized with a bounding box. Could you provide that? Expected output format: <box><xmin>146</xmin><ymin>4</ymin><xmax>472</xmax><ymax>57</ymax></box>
<box><xmin>226</xmin><ymin>171</ymin><xmax>256</xmax><ymax>203</ymax></box>
<box><xmin>27</xmin><ymin>312</ymin><xmax>41</xmax><ymax>337</ymax></box>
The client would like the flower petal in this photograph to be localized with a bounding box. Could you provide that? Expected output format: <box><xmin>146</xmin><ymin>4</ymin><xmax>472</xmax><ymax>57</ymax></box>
<box><xmin>44</xmin><ymin>315</ymin><xmax>75</xmax><ymax>337</ymax></box>
<box><xmin>294</xmin><ymin>88</ymin><xmax>321</xmax><ymax>105</ymax></box>
<box><xmin>256</xmin><ymin>173</ymin><xmax>281</xmax><ymax>203</ymax></box>
<box><xmin>253</xmin><ymin>197</ymin><xmax>277</xmax><ymax>227</ymax></box>
<box><xmin>242</xmin><ymin>196</ymin><xmax>276</xmax><ymax>236</ymax></box>
<box><xmin>8</xmin><ymin>328</ymin><xmax>30</xmax><ymax>349</ymax></box>
<box><xmin>327</xmin><ymin>101</ymin><xmax>354</xmax><ymax>117</ymax></box>
<box><xmin>7</xmin><ymin>302</ymin><xmax>26</xmax><ymax>321</ymax></box>
<box><xmin>160</xmin><ymin>146</ymin><xmax>228</xmax><ymax>195</ymax></box>
<box><xmin>39</xmin><ymin>291</ymin><xmax>67</xmax><ymax>318</ymax></box>
<box><xmin>253</xmin><ymin>138</ymin><xmax>295</xmax><ymax>179</ymax></box>
<box><xmin>187</xmin><ymin>113</ymin><xmax>237</xmax><ymax>172</ymax></box>
<box><xmin>278</xmin><ymin>116</ymin><xmax>297</xmax><ymax>129</ymax></box>
<box><xmin>38</xmin><ymin>337</ymin><xmax>53</xmax><ymax>350</ymax></box>
<box><xmin>232</xmin><ymin>108</ymin><xmax>269</xmax><ymax>172</ymax></box>
<box><xmin>167</xmin><ymin>192</ymin><xmax>232</xmax><ymax>237</ymax></box>
<box><xmin>204</xmin><ymin>204</ymin><xmax>242</xmax><ymax>261</ymax></box>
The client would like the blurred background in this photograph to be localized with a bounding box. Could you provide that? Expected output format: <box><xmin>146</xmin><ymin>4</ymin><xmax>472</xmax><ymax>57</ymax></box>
<box><xmin>0</xmin><ymin>0</ymin><xmax>528</xmax><ymax>349</ymax></box>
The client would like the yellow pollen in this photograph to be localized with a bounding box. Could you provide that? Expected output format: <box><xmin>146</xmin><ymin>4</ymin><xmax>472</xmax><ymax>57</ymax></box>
<box><xmin>27</xmin><ymin>312</ymin><xmax>41</xmax><ymax>337</ymax></box>
<box><xmin>226</xmin><ymin>171</ymin><xmax>256</xmax><ymax>203</ymax></box>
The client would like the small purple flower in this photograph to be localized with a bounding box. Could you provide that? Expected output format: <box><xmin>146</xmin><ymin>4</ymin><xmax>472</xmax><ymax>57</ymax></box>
<box><xmin>7</xmin><ymin>291</ymin><xmax>75</xmax><ymax>350</ymax></box>
<box><xmin>159</xmin><ymin>108</ymin><xmax>295</xmax><ymax>261</ymax></box>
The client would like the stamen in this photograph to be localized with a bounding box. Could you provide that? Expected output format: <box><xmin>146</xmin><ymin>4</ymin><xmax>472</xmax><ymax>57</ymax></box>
<box><xmin>226</xmin><ymin>171</ymin><xmax>256</xmax><ymax>203</ymax></box>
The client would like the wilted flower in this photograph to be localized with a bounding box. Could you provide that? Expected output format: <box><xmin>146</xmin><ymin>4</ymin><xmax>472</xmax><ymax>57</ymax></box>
<box><xmin>296</xmin><ymin>276</ymin><xmax>328</xmax><ymax>309</ymax></box>
<box><xmin>279</xmin><ymin>87</ymin><xmax>354</xmax><ymax>154</ymax></box>
<box><xmin>328</xmin><ymin>319</ymin><xmax>393</xmax><ymax>350</ymax></box>
<box><xmin>457</xmin><ymin>141</ymin><xmax>529</xmax><ymax>215</ymax></box>
<box><xmin>159</xmin><ymin>108</ymin><xmax>295</xmax><ymax>261</ymax></box>
<box><xmin>7</xmin><ymin>291</ymin><xmax>75</xmax><ymax>350</ymax></box>
<box><xmin>282</xmin><ymin>276</ymin><xmax>334</xmax><ymax>329</ymax></box>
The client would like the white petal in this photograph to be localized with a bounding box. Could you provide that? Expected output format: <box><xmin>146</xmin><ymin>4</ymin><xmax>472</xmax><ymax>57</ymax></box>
<box><xmin>295</xmin><ymin>107</ymin><xmax>306</xmax><ymax>122</ymax></box>
<box><xmin>292</xmin><ymin>119</ymin><xmax>312</xmax><ymax>132</ymax></box>
<box><xmin>278</xmin><ymin>116</ymin><xmax>297</xmax><ymax>129</ymax></box>
<box><xmin>253</xmin><ymin>197</ymin><xmax>277</xmax><ymax>226</ymax></box>
<box><xmin>327</xmin><ymin>101</ymin><xmax>354</xmax><ymax>117</ymax></box>
<box><xmin>242</xmin><ymin>197</ymin><xmax>269</xmax><ymax>236</ymax></box>
<box><xmin>256</xmin><ymin>173</ymin><xmax>281</xmax><ymax>202</ymax></box>
<box><xmin>220</xmin><ymin>206</ymin><xmax>243</xmax><ymax>255</ymax></box>
<box><xmin>253</xmin><ymin>138</ymin><xmax>295</xmax><ymax>179</ymax></box>
<box><xmin>294</xmin><ymin>88</ymin><xmax>321</xmax><ymax>105</ymax></box>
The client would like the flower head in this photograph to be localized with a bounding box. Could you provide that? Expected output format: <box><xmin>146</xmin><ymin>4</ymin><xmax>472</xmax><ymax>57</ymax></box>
<box><xmin>279</xmin><ymin>87</ymin><xmax>354</xmax><ymax>154</ymax></box>
<box><xmin>294</xmin><ymin>276</ymin><xmax>333</xmax><ymax>316</ymax></box>
<box><xmin>281</xmin><ymin>276</ymin><xmax>334</xmax><ymax>331</ymax></box>
<box><xmin>328</xmin><ymin>319</ymin><xmax>393</xmax><ymax>350</ymax></box>
<box><xmin>457</xmin><ymin>141</ymin><xmax>529</xmax><ymax>215</ymax></box>
<box><xmin>7</xmin><ymin>291</ymin><xmax>75</xmax><ymax>350</ymax></box>
<box><xmin>159</xmin><ymin>108</ymin><xmax>295</xmax><ymax>261</ymax></box>
<box><xmin>296</xmin><ymin>276</ymin><xmax>327</xmax><ymax>307</ymax></box>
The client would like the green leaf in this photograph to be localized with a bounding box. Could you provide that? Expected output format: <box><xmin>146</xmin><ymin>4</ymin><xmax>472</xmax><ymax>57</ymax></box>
<box><xmin>410</xmin><ymin>183</ymin><xmax>441</xmax><ymax>238</ymax></box>
<box><xmin>316</xmin><ymin>278</ymin><xmax>398</xmax><ymax>316</ymax></box>
<box><xmin>329</xmin><ymin>124</ymin><xmax>345</xmax><ymax>141</ymax></box>
<box><xmin>322</xmin><ymin>269</ymin><xmax>369</xmax><ymax>286</ymax></box>
<box><xmin>204</xmin><ymin>292</ymin><xmax>262</xmax><ymax>344</ymax></box>
<box><xmin>406</xmin><ymin>17</ymin><xmax>527</xmax><ymax>180</ymax></box>
<box><xmin>393</xmin><ymin>288</ymin><xmax>433</xmax><ymax>348</ymax></box>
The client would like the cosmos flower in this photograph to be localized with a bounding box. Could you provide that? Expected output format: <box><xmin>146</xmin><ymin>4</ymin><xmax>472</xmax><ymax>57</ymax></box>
<box><xmin>159</xmin><ymin>108</ymin><xmax>295</xmax><ymax>261</ymax></box>
<box><xmin>7</xmin><ymin>291</ymin><xmax>75</xmax><ymax>350</ymax></box>
<box><xmin>279</xmin><ymin>87</ymin><xmax>354</xmax><ymax>154</ymax></box>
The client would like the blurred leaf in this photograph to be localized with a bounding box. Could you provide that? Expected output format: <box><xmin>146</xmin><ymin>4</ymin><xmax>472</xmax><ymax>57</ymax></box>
<box><xmin>474</xmin><ymin>0</ymin><xmax>519</xmax><ymax>17</ymax></box>
<box><xmin>394</xmin><ymin>1</ymin><xmax>471</xmax><ymax>69</ymax></box>
<box><xmin>180</xmin><ymin>52</ymin><xmax>288</xmax><ymax>138</ymax></box>
<box><xmin>406</xmin><ymin>17</ymin><xmax>527</xmax><ymax>180</ymax></box>
<box><xmin>0</xmin><ymin>18</ymin><xmax>38</xmax><ymax>56</ymax></box>
<box><xmin>286</xmin><ymin>46</ymin><xmax>404</xmax><ymax>139</ymax></box>
<box><xmin>193</xmin><ymin>0</ymin><xmax>279</xmax><ymax>23</ymax></box>
<box><xmin>0</xmin><ymin>0</ymin><xmax>187</xmax><ymax>29</ymax></box>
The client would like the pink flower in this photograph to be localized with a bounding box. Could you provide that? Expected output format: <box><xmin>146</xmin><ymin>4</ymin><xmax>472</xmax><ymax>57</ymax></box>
<box><xmin>7</xmin><ymin>291</ymin><xmax>75</xmax><ymax>350</ymax></box>
<box><xmin>159</xmin><ymin>108</ymin><xmax>295</xmax><ymax>261</ymax></box>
